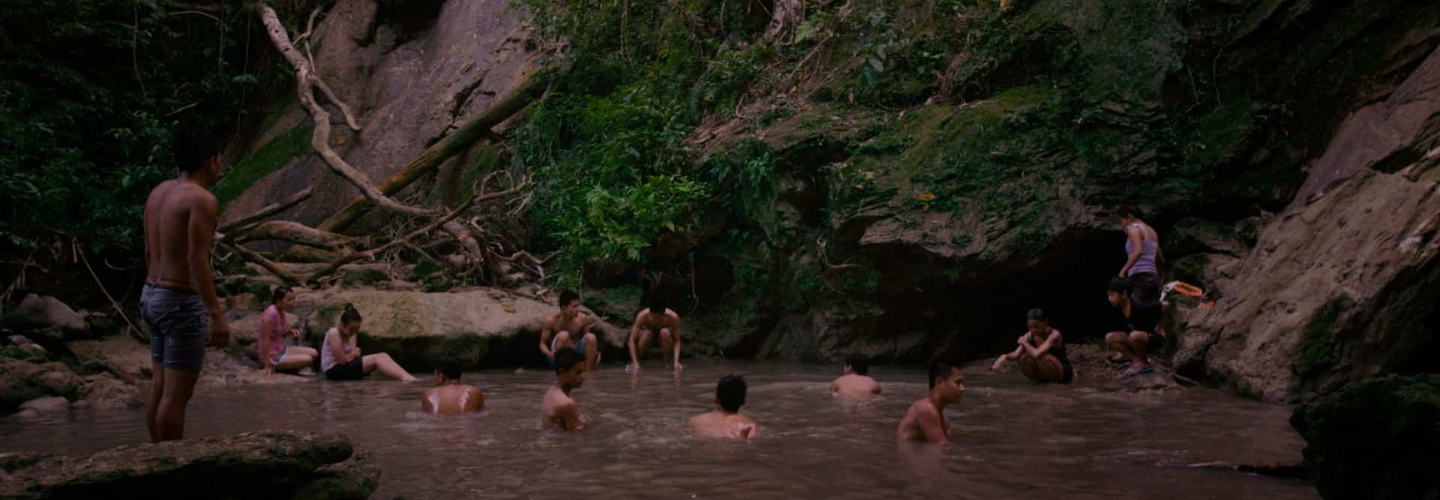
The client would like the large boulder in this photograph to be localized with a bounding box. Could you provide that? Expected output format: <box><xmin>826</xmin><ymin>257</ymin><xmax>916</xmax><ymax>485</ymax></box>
<box><xmin>0</xmin><ymin>358</ymin><xmax>82</xmax><ymax>412</ymax></box>
<box><xmin>1291</xmin><ymin>375</ymin><xmax>1440</xmax><ymax>500</ymax></box>
<box><xmin>16</xmin><ymin>397</ymin><xmax>69</xmax><ymax>417</ymax></box>
<box><xmin>301</xmin><ymin>288</ymin><xmax>625</xmax><ymax>369</ymax></box>
<box><xmin>1178</xmin><ymin>47</ymin><xmax>1440</xmax><ymax>402</ymax></box>
<box><xmin>68</xmin><ymin>337</ymin><xmax>152</xmax><ymax>383</ymax></box>
<box><xmin>74</xmin><ymin>374</ymin><xmax>141</xmax><ymax>411</ymax></box>
<box><xmin>1</xmin><ymin>294</ymin><xmax>85</xmax><ymax>335</ymax></box>
<box><xmin>0</xmin><ymin>432</ymin><xmax>378</xmax><ymax>500</ymax></box>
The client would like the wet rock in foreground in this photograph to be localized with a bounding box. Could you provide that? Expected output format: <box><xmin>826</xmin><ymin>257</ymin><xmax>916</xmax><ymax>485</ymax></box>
<box><xmin>0</xmin><ymin>431</ymin><xmax>379</xmax><ymax>500</ymax></box>
<box><xmin>1291</xmin><ymin>374</ymin><xmax>1440</xmax><ymax>500</ymax></box>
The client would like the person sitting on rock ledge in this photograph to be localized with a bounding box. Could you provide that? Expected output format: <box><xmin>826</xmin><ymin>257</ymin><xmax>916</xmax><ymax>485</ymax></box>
<box><xmin>258</xmin><ymin>286</ymin><xmax>318</xmax><ymax>376</ymax></box>
<box><xmin>423</xmin><ymin>352</ymin><xmax>484</xmax><ymax>414</ymax></box>
<box><xmin>831</xmin><ymin>354</ymin><xmax>883</xmax><ymax>397</ymax></box>
<box><xmin>990</xmin><ymin>308</ymin><xmax>1073</xmax><ymax>383</ymax></box>
<box><xmin>690</xmin><ymin>375</ymin><xmax>760</xmax><ymax>439</ymax></box>
<box><xmin>321</xmin><ymin>304</ymin><xmax>418</xmax><ymax>382</ymax></box>
<box><xmin>542</xmin><ymin>347</ymin><xmax>586</xmax><ymax>431</ymax></box>
<box><xmin>540</xmin><ymin>290</ymin><xmax>599</xmax><ymax>370</ymax></box>
<box><xmin>1104</xmin><ymin>277</ymin><xmax>1165</xmax><ymax>377</ymax></box>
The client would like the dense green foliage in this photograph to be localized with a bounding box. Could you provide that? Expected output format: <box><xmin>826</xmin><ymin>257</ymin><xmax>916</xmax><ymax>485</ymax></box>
<box><xmin>517</xmin><ymin>0</ymin><xmax>774</xmax><ymax>285</ymax></box>
<box><xmin>0</xmin><ymin>0</ymin><xmax>262</xmax><ymax>251</ymax></box>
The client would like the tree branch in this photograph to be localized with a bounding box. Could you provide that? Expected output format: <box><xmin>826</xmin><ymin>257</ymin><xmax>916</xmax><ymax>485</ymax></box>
<box><xmin>233</xmin><ymin>220</ymin><xmax>356</xmax><ymax>250</ymax></box>
<box><xmin>255</xmin><ymin>3</ymin><xmax>429</xmax><ymax>218</ymax></box>
<box><xmin>315</xmin><ymin>70</ymin><xmax>549</xmax><ymax>233</ymax></box>
<box><xmin>218</xmin><ymin>241</ymin><xmax>307</xmax><ymax>285</ymax></box>
<box><xmin>303</xmin><ymin>177</ymin><xmax>529</xmax><ymax>284</ymax></box>
<box><xmin>218</xmin><ymin>186</ymin><xmax>314</xmax><ymax>232</ymax></box>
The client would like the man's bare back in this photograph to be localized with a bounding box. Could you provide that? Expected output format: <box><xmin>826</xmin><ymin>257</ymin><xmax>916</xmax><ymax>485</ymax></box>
<box><xmin>896</xmin><ymin>399</ymin><xmax>949</xmax><ymax>443</ymax></box>
<box><xmin>689</xmin><ymin>411</ymin><xmax>759</xmax><ymax>439</ymax></box>
<box><xmin>143</xmin><ymin>179</ymin><xmax>228</xmax><ymax>344</ymax></box>
<box><xmin>423</xmin><ymin>385</ymin><xmax>484</xmax><ymax>415</ymax></box>
<box><xmin>541</xmin><ymin>385</ymin><xmax>584</xmax><ymax>430</ymax></box>
<box><xmin>831</xmin><ymin>374</ymin><xmax>882</xmax><ymax>398</ymax></box>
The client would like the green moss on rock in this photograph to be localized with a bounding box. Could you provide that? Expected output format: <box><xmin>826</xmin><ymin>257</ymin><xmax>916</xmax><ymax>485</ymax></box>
<box><xmin>1291</xmin><ymin>374</ymin><xmax>1440</xmax><ymax>500</ymax></box>
<box><xmin>215</xmin><ymin>124</ymin><xmax>315</xmax><ymax>207</ymax></box>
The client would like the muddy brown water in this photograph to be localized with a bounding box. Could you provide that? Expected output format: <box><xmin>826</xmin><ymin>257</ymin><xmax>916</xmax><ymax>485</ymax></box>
<box><xmin>0</xmin><ymin>361</ymin><xmax>1316</xmax><ymax>499</ymax></box>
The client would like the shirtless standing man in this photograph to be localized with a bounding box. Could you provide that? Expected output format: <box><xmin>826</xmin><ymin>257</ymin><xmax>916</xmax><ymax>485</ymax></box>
<box><xmin>627</xmin><ymin>300</ymin><xmax>682</xmax><ymax>372</ymax></box>
<box><xmin>141</xmin><ymin>142</ymin><xmax>231</xmax><ymax>442</ymax></box>
<box><xmin>896</xmin><ymin>362</ymin><xmax>965</xmax><ymax>444</ymax></box>
<box><xmin>423</xmin><ymin>352</ymin><xmax>484</xmax><ymax>415</ymax></box>
<box><xmin>540</xmin><ymin>290</ymin><xmax>598</xmax><ymax>370</ymax></box>
<box><xmin>541</xmin><ymin>348</ymin><xmax>586</xmax><ymax>431</ymax></box>
<box><xmin>831</xmin><ymin>354</ymin><xmax>882</xmax><ymax>398</ymax></box>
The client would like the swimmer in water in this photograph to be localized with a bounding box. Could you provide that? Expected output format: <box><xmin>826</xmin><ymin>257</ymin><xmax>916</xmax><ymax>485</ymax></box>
<box><xmin>542</xmin><ymin>347</ymin><xmax>586</xmax><ymax>431</ymax></box>
<box><xmin>831</xmin><ymin>354</ymin><xmax>882</xmax><ymax>398</ymax></box>
<box><xmin>990</xmin><ymin>308</ymin><xmax>1073</xmax><ymax>383</ymax></box>
<box><xmin>422</xmin><ymin>352</ymin><xmax>484</xmax><ymax>415</ymax></box>
<box><xmin>896</xmin><ymin>362</ymin><xmax>964</xmax><ymax>444</ymax></box>
<box><xmin>689</xmin><ymin>375</ymin><xmax>759</xmax><ymax>439</ymax></box>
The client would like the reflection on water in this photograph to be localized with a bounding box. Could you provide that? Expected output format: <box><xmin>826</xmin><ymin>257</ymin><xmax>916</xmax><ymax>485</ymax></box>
<box><xmin>0</xmin><ymin>361</ymin><xmax>1315</xmax><ymax>499</ymax></box>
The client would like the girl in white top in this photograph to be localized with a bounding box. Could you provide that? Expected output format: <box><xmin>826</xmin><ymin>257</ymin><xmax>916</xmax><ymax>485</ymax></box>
<box><xmin>321</xmin><ymin>303</ymin><xmax>418</xmax><ymax>382</ymax></box>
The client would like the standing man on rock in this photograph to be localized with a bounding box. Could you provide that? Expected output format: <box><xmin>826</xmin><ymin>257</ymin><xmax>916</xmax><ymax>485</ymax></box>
<box><xmin>627</xmin><ymin>299</ymin><xmax>683</xmax><ymax>373</ymax></box>
<box><xmin>141</xmin><ymin>139</ymin><xmax>230</xmax><ymax>442</ymax></box>
<box><xmin>540</xmin><ymin>290</ymin><xmax>598</xmax><ymax>370</ymax></box>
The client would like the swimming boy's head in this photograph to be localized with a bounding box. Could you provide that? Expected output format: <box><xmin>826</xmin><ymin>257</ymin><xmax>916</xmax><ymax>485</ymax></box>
<box><xmin>559</xmin><ymin>290</ymin><xmax>581</xmax><ymax>318</ymax></box>
<box><xmin>845</xmin><ymin>354</ymin><xmax>870</xmax><ymax>376</ymax></box>
<box><xmin>928</xmin><ymin>361</ymin><xmax>964</xmax><ymax>403</ymax></box>
<box><xmin>554</xmin><ymin>347</ymin><xmax>585</xmax><ymax>389</ymax></box>
<box><xmin>1026</xmin><ymin>308</ymin><xmax>1049</xmax><ymax>335</ymax></box>
<box><xmin>716</xmin><ymin>375</ymin><xmax>747</xmax><ymax>413</ymax></box>
<box><xmin>339</xmin><ymin>303</ymin><xmax>363</xmax><ymax>336</ymax></box>
<box><xmin>435</xmin><ymin>351</ymin><xmax>463</xmax><ymax>384</ymax></box>
<box><xmin>648</xmin><ymin>298</ymin><xmax>665</xmax><ymax>316</ymax></box>
<box><xmin>1106</xmin><ymin>277</ymin><xmax>1131</xmax><ymax>308</ymax></box>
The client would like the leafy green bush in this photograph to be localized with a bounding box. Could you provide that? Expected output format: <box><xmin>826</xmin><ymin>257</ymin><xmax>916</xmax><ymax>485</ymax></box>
<box><xmin>0</xmin><ymin>0</ymin><xmax>260</xmax><ymax>251</ymax></box>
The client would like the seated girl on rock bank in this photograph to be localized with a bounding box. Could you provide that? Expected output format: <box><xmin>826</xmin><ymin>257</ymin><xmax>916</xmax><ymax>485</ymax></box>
<box><xmin>321</xmin><ymin>304</ymin><xmax>418</xmax><ymax>382</ymax></box>
<box><xmin>259</xmin><ymin>286</ymin><xmax>318</xmax><ymax>375</ymax></box>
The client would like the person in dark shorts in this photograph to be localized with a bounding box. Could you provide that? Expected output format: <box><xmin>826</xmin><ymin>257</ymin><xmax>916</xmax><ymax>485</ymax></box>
<box><xmin>991</xmin><ymin>308</ymin><xmax>1073</xmax><ymax>383</ymax></box>
<box><xmin>1104</xmin><ymin>277</ymin><xmax>1165</xmax><ymax>376</ymax></box>
<box><xmin>140</xmin><ymin>137</ymin><xmax>231</xmax><ymax>443</ymax></box>
<box><xmin>321</xmin><ymin>304</ymin><xmax>418</xmax><ymax>382</ymax></box>
<box><xmin>1117</xmin><ymin>205</ymin><xmax>1165</xmax><ymax>303</ymax></box>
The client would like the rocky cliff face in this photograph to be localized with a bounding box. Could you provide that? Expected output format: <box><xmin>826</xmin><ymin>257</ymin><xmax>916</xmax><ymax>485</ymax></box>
<box><xmin>222</xmin><ymin>0</ymin><xmax>1440</xmax><ymax>402</ymax></box>
<box><xmin>220</xmin><ymin>0</ymin><xmax>536</xmax><ymax>227</ymax></box>
<box><xmin>1173</xmin><ymin>47</ymin><xmax>1440</xmax><ymax>402</ymax></box>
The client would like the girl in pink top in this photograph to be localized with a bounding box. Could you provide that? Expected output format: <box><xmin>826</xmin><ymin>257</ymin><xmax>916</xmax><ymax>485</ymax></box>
<box><xmin>259</xmin><ymin>286</ymin><xmax>318</xmax><ymax>374</ymax></box>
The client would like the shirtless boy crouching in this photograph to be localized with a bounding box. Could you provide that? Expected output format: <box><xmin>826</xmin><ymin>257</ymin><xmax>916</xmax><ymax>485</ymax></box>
<box><xmin>628</xmin><ymin>300</ymin><xmax>683</xmax><ymax>372</ymax></box>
